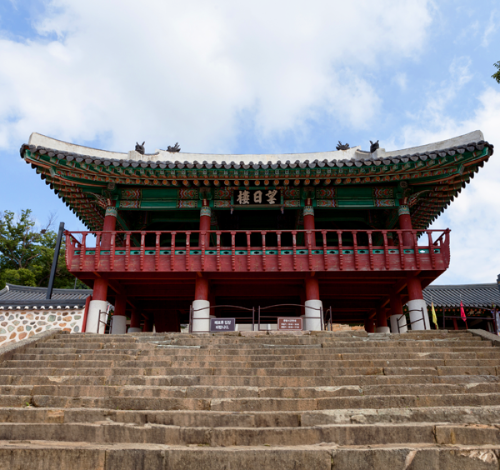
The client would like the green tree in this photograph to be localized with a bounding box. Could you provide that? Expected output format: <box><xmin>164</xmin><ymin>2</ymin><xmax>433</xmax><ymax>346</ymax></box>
<box><xmin>493</xmin><ymin>62</ymin><xmax>500</xmax><ymax>84</ymax></box>
<box><xmin>0</xmin><ymin>209</ymin><xmax>84</xmax><ymax>289</ymax></box>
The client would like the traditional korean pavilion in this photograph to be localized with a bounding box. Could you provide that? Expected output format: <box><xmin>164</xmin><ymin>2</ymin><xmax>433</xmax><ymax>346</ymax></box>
<box><xmin>19</xmin><ymin>131</ymin><xmax>493</xmax><ymax>334</ymax></box>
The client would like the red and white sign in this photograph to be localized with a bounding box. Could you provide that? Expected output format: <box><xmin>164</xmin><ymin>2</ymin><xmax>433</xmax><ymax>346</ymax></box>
<box><xmin>278</xmin><ymin>317</ymin><xmax>303</xmax><ymax>331</ymax></box>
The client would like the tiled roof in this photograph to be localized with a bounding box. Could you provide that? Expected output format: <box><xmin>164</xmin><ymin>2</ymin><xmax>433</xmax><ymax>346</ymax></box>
<box><xmin>20</xmin><ymin>130</ymin><xmax>494</xmax><ymax>233</ymax></box>
<box><xmin>423</xmin><ymin>283</ymin><xmax>500</xmax><ymax>308</ymax></box>
<box><xmin>0</xmin><ymin>284</ymin><xmax>92</xmax><ymax>309</ymax></box>
<box><xmin>20</xmin><ymin>136</ymin><xmax>492</xmax><ymax>171</ymax></box>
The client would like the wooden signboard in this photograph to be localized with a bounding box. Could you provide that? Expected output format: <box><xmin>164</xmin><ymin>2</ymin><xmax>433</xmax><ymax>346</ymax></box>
<box><xmin>233</xmin><ymin>189</ymin><xmax>281</xmax><ymax>206</ymax></box>
<box><xmin>278</xmin><ymin>317</ymin><xmax>303</xmax><ymax>331</ymax></box>
<box><xmin>210</xmin><ymin>318</ymin><xmax>236</xmax><ymax>332</ymax></box>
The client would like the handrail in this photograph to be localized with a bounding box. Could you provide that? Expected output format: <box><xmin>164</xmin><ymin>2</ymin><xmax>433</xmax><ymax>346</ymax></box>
<box><xmin>189</xmin><ymin>304</ymin><xmax>255</xmax><ymax>333</ymax></box>
<box><xmin>257</xmin><ymin>303</ymin><xmax>323</xmax><ymax>332</ymax></box>
<box><xmin>397</xmin><ymin>307</ymin><xmax>427</xmax><ymax>333</ymax></box>
<box><xmin>66</xmin><ymin>228</ymin><xmax>450</xmax><ymax>273</ymax></box>
<box><xmin>97</xmin><ymin>309</ymin><xmax>111</xmax><ymax>334</ymax></box>
<box><xmin>67</xmin><ymin>228</ymin><xmax>448</xmax><ymax>236</ymax></box>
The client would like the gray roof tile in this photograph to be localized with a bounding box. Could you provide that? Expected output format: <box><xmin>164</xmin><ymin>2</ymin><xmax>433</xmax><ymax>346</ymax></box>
<box><xmin>0</xmin><ymin>284</ymin><xmax>92</xmax><ymax>308</ymax></box>
<box><xmin>423</xmin><ymin>283</ymin><xmax>500</xmax><ymax>308</ymax></box>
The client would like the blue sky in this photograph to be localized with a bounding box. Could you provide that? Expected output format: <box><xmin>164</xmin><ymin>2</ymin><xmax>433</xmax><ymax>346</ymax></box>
<box><xmin>0</xmin><ymin>0</ymin><xmax>499</xmax><ymax>284</ymax></box>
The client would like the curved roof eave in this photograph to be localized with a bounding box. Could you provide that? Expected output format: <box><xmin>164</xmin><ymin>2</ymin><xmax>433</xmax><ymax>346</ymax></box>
<box><xmin>28</xmin><ymin>130</ymin><xmax>485</xmax><ymax>167</ymax></box>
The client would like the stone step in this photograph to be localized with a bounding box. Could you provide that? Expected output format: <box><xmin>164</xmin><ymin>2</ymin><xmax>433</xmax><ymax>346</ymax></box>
<box><xmin>0</xmin><ymin>441</ymin><xmax>498</xmax><ymax>470</ymax></box>
<box><xmin>3</xmin><ymin>405</ymin><xmax>500</xmax><ymax>428</ymax></box>
<box><xmin>17</xmin><ymin>345</ymin><xmax>499</xmax><ymax>358</ymax></box>
<box><xmin>0</xmin><ymin>422</ymin><xmax>439</xmax><ymax>446</ymax></box>
<box><xmin>0</xmin><ymin>365</ymin><xmax>497</xmax><ymax>378</ymax></box>
<box><xmin>2</xmin><ymin>373</ymin><xmax>499</xmax><ymax>388</ymax></box>
<box><xmin>3</xmin><ymin>358</ymin><xmax>499</xmax><ymax>370</ymax></box>
<box><xmin>3</xmin><ymin>382</ymin><xmax>500</xmax><ymax>400</ymax></box>
<box><xmin>39</xmin><ymin>333</ymin><xmax>486</xmax><ymax>343</ymax></box>
<box><xmin>46</xmin><ymin>331</ymin><xmax>477</xmax><ymax>343</ymax></box>
<box><xmin>37</xmin><ymin>337</ymin><xmax>492</xmax><ymax>351</ymax></box>
<box><xmin>12</xmin><ymin>348</ymin><xmax>500</xmax><ymax>362</ymax></box>
<box><xmin>1</xmin><ymin>422</ymin><xmax>500</xmax><ymax>447</ymax></box>
<box><xmin>1</xmin><ymin>391</ymin><xmax>497</xmax><ymax>411</ymax></box>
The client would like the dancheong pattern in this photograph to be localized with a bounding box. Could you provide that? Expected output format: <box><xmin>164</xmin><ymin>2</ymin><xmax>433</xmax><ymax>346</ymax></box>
<box><xmin>283</xmin><ymin>200</ymin><xmax>301</xmax><ymax>208</ymax></box>
<box><xmin>315</xmin><ymin>188</ymin><xmax>335</xmax><ymax>199</ymax></box>
<box><xmin>177</xmin><ymin>200</ymin><xmax>198</xmax><ymax>209</ymax></box>
<box><xmin>214</xmin><ymin>189</ymin><xmax>231</xmax><ymax>200</ymax></box>
<box><xmin>119</xmin><ymin>201</ymin><xmax>140</xmax><ymax>209</ymax></box>
<box><xmin>121</xmin><ymin>189</ymin><xmax>141</xmax><ymax>200</ymax></box>
<box><xmin>283</xmin><ymin>188</ymin><xmax>300</xmax><ymax>199</ymax></box>
<box><xmin>374</xmin><ymin>199</ymin><xmax>395</xmax><ymax>207</ymax></box>
<box><xmin>214</xmin><ymin>200</ymin><xmax>231</xmax><ymax>208</ymax></box>
<box><xmin>178</xmin><ymin>189</ymin><xmax>199</xmax><ymax>200</ymax></box>
<box><xmin>316</xmin><ymin>199</ymin><xmax>336</xmax><ymax>208</ymax></box>
<box><xmin>373</xmin><ymin>188</ymin><xmax>394</xmax><ymax>198</ymax></box>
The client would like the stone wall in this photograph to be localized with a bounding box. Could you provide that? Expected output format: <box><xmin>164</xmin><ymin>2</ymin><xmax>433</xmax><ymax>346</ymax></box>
<box><xmin>0</xmin><ymin>309</ymin><xmax>85</xmax><ymax>348</ymax></box>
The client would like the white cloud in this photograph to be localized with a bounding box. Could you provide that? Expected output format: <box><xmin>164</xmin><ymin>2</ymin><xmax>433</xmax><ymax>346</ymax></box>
<box><xmin>482</xmin><ymin>9</ymin><xmax>499</xmax><ymax>47</ymax></box>
<box><xmin>392</xmin><ymin>73</ymin><xmax>407</xmax><ymax>91</ymax></box>
<box><xmin>0</xmin><ymin>0</ymin><xmax>433</xmax><ymax>154</ymax></box>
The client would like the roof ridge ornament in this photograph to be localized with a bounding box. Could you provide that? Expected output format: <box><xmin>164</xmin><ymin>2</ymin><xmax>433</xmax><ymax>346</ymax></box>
<box><xmin>336</xmin><ymin>141</ymin><xmax>350</xmax><ymax>151</ymax></box>
<box><xmin>370</xmin><ymin>140</ymin><xmax>379</xmax><ymax>153</ymax></box>
<box><xmin>135</xmin><ymin>142</ymin><xmax>145</xmax><ymax>155</ymax></box>
<box><xmin>167</xmin><ymin>143</ymin><xmax>181</xmax><ymax>153</ymax></box>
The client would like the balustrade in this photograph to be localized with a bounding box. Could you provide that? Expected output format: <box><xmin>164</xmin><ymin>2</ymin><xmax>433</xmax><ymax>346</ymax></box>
<box><xmin>66</xmin><ymin>229</ymin><xmax>450</xmax><ymax>273</ymax></box>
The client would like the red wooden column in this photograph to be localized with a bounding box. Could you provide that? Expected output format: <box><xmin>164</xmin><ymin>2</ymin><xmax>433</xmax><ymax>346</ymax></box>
<box><xmin>375</xmin><ymin>307</ymin><xmax>390</xmax><ymax>333</ymax></box>
<box><xmin>303</xmin><ymin>202</ymin><xmax>320</xmax><ymax>331</ymax></box>
<box><xmin>389</xmin><ymin>293</ymin><xmax>407</xmax><ymax>333</ymax></box>
<box><xmin>304</xmin><ymin>275</ymin><xmax>322</xmax><ymax>331</ymax></box>
<box><xmin>101</xmin><ymin>205</ymin><xmax>118</xmax><ymax>249</ymax></box>
<box><xmin>129</xmin><ymin>309</ymin><xmax>142</xmax><ymax>333</ymax></box>
<box><xmin>200</xmin><ymin>200</ymin><xmax>211</xmax><ymax>247</ymax></box>
<box><xmin>87</xmin><ymin>205</ymin><xmax>117</xmax><ymax>333</ymax></box>
<box><xmin>397</xmin><ymin>202</ymin><xmax>430</xmax><ymax>330</ymax></box>
<box><xmin>364</xmin><ymin>317</ymin><xmax>375</xmax><ymax>333</ymax></box>
<box><xmin>142</xmin><ymin>314</ymin><xmax>154</xmax><ymax>332</ymax></box>
<box><xmin>398</xmin><ymin>204</ymin><xmax>414</xmax><ymax>247</ymax></box>
<box><xmin>111</xmin><ymin>295</ymin><xmax>127</xmax><ymax>334</ymax></box>
<box><xmin>303</xmin><ymin>199</ymin><xmax>316</xmax><ymax>247</ymax></box>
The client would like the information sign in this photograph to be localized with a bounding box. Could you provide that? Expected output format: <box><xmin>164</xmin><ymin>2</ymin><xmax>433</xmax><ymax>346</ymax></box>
<box><xmin>277</xmin><ymin>317</ymin><xmax>303</xmax><ymax>331</ymax></box>
<box><xmin>210</xmin><ymin>318</ymin><xmax>236</xmax><ymax>332</ymax></box>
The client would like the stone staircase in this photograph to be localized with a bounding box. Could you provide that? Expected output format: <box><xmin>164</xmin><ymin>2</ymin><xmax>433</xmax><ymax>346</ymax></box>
<box><xmin>0</xmin><ymin>330</ymin><xmax>500</xmax><ymax>469</ymax></box>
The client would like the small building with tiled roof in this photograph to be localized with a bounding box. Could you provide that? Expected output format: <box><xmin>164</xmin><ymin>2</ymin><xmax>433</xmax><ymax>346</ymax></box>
<box><xmin>423</xmin><ymin>283</ymin><xmax>500</xmax><ymax>333</ymax></box>
<box><xmin>0</xmin><ymin>284</ymin><xmax>93</xmax><ymax>347</ymax></box>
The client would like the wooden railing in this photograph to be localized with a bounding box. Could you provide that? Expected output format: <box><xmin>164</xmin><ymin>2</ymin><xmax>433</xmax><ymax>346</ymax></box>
<box><xmin>65</xmin><ymin>228</ymin><xmax>450</xmax><ymax>273</ymax></box>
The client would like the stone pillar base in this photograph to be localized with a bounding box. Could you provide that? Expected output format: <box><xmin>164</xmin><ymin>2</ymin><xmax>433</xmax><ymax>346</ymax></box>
<box><xmin>192</xmin><ymin>300</ymin><xmax>210</xmax><ymax>333</ymax></box>
<box><xmin>389</xmin><ymin>314</ymin><xmax>408</xmax><ymax>334</ymax></box>
<box><xmin>87</xmin><ymin>300</ymin><xmax>108</xmax><ymax>334</ymax></box>
<box><xmin>128</xmin><ymin>327</ymin><xmax>142</xmax><ymax>333</ymax></box>
<box><xmin>305</xmin><ymin>300</ymin><xmax>323</xmax><ymax>331</ymax></box>
<box><xmin>111</xmin><ymin>315</ymin><xmax>127</xmax><ymax>334</ymax></box>
<box><xmin>407</xmin><ymin>299</ymin><xmax>430</xmax><ymax>330</ymax></box>
<box><xmin>376</xmin><ymin>326</ymin><xmax>390</xmax><ymax>334</ymax></box>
